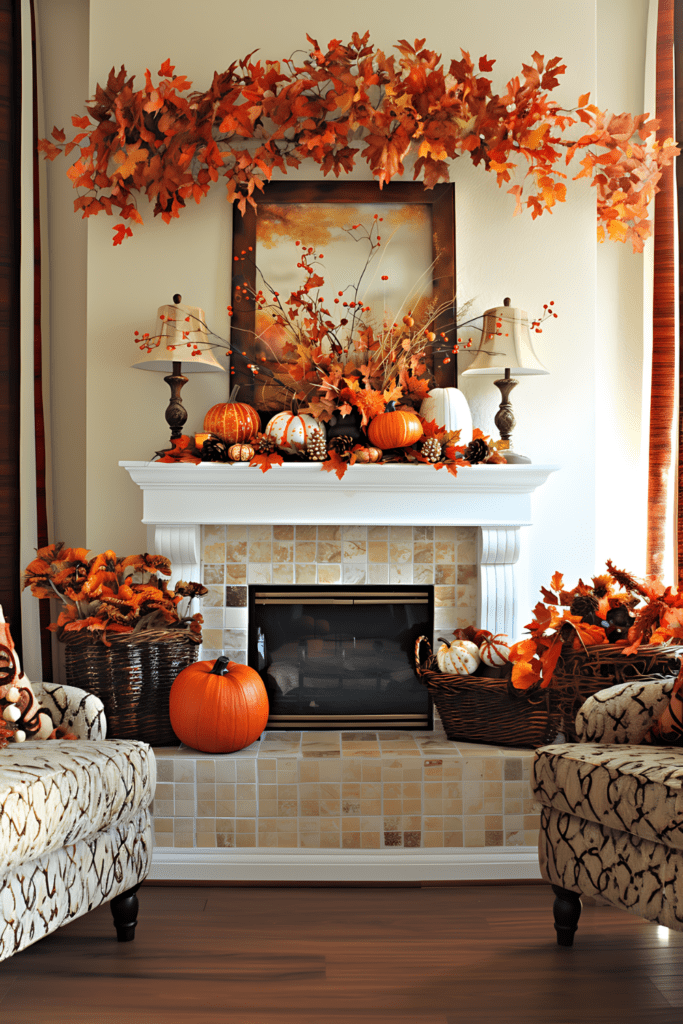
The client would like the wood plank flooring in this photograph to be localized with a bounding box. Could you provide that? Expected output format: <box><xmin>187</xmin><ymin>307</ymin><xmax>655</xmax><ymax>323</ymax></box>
<box><xmin>1</xmin><ymin>883</ymin><xmax>682</xmax><ymax>1023</ymax></box>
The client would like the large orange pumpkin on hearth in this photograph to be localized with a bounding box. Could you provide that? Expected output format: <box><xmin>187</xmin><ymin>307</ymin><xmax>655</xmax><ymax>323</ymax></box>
<box><xmin>203</xmin><ymin>402</ymin><xmax>260</xmax><ymax>444</ymax></box>
<box><xmin>169</xmin><ymin>656</ymin><xmax>269</xmax><ymax>753</ymax></box>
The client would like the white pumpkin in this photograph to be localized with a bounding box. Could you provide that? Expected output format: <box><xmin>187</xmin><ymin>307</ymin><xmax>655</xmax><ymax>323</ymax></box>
<box><xmin>264</xmin><ymin>412</ymin><xmax>325</xmax><ymax>454</ymax></box>
<box><xmin>479</xmin><ymin>633</ymin><xmax>511</xmax><ymax>667</ymax></box>
<box><xmin>419</xmin><ymin>388</ymin><xmax>473</xmax><ymax>445</ymax></box>
<box><xmin>436</xmin><ymin>639</ymin><xmax>481</xmax><ymax>676</ymax></box>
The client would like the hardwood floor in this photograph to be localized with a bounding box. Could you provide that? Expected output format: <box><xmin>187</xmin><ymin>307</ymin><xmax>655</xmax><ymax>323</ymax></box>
<box><xmin>1</xmin><ymin>883</ymin><xmax>682</xmax><ymax>1023</ymax></box>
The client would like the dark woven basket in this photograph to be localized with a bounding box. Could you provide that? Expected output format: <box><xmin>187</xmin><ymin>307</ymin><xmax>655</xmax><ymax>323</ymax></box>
<box><xmin>63</xmin><ymin>629</ymin><xmax>201</xmax><ymax>745</ymax></box>
<box><xmin>551</xmin><ymin>641</ymin><xmax>683</xmax><ymax>741</ymax></box>
<box><xmin>414</xmin><ymin>637</ymin><xmax>561</xmax><ymax>748</ymax></box>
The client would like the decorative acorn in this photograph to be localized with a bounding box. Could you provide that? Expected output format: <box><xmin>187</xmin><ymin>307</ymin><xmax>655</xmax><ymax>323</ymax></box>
<box><xmin>228</xmin><ymin>443</ymin><xmax>255</xmax><ymax>462</ymax></box>
<box><xmin>306</xmin><ymin>429</ymin><xmax>328</xmax><ymax>462</ymax></box>
<box><xmin>421</xmin><ymin>438</ymin><xmax>442</xmax><ymax>463</ymax></box>
<box><xmin>200</xmin><ymin>436</ymin><xmax>231</xmax><ymax>462</ymax></box>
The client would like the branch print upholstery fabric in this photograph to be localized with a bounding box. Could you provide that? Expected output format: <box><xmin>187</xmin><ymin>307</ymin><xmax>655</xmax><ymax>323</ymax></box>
<box><xmin>0</xmin><ymin>683</ymin><xmax>154</xmax><ymax>961</ymax></box>
<box><xmin>534</xmin><ymin>682</ymin><xmax>683</xmax><ymax>932</ymax></box>
<box><xmin>575</xmin><ymin>678</ymin><xmax>674</xmax><ymax>744</ymax></box>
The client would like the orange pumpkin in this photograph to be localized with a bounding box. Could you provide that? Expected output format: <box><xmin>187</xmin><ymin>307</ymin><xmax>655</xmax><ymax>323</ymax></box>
<box><xmin>367</xmin><ymin>403</ymin><xmax>423</xmax><ymax>449</ymax></box>
<box><xmin>227</xmin><ymin>443</ymin><xmax>255</xmax><ymax>462</ymax></box>
<box><xmin>203</xmin><ymin>402</ymin><xmax>260</xmax><ymax>444</ymax></box>
<box><xmin>354</xmin><ymin>446</ymin><xmax>383</xmax><ymax>464</ymax></box>
<box><xmin>169</xmin><ymin>656</ymin><xmax>269</xmax><ymax>753</ymax></box>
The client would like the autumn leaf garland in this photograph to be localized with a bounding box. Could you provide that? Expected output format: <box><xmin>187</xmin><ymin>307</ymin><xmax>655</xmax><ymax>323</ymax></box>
<box><xmin>38</xmin><ymin>33</ymin><xmax>679</xmax><ymax>251</ymax></box>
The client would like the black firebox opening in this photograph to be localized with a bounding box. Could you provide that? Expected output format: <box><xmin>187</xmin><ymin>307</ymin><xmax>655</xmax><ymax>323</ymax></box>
<box><xmin>248</xmin><ymin>585</ymin><xmax>434</xmax><ymax>730</ymax></box>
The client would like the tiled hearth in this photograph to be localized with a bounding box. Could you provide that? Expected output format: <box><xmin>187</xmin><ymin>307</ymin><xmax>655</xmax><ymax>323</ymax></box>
<box><xmin>151</xmin><ymin>726</ymin><xmax>539</xmax><ymax>852</ymax></box>
<box><xmin>198</xmin><ymin>523</ymin><xmax>478</xmax><ymax>664</ymax></box>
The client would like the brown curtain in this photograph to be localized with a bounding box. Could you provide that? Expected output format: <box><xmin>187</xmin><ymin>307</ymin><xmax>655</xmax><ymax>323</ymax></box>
<box><xmin>648</xmin><ymin>0</ymin><xmax>676</xmax><ymax>580</ymax></box>
<box><xmin>0</xmin><ymin>0</ymin><xmax>23</xmax><ymax>657</ymax></box>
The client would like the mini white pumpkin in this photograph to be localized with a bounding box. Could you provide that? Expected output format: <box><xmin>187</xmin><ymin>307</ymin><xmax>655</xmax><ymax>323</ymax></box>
<box><xmin>264</xmin><ymin>411</ymin><xmax>325</xmax><ymax>454</ymax></box>
<box><xmin>479</xmin><ymin>633</ymin><xmax>511</xmax><ymax>667</ymax></box>
<box><xmin>419</xmin><ymin>388</ymin><xmax>473</xmax><ymax>445</ymax></box>
<box><xmin>436</xmin><ymin>639</ymin><xmax>481</xmax><ymax>675</ymax></box>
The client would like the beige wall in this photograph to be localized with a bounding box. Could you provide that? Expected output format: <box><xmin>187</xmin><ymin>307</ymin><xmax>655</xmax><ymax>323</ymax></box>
<box><xmin>39</xmin><ymin>1</ymin><xmax>658</xmax><ymax>620</ymax></box>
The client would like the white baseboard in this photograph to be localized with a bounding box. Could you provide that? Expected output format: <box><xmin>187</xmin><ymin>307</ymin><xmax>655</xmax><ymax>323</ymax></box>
<box><xmin>150</xmin><ymin>846</ymin><xmax>542</xmax><ymax>882</ymax></box>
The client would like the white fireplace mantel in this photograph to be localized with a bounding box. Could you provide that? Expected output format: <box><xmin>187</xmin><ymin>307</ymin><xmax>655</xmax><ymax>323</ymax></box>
<box><xmin>121</xmin><ymin>462</ymin><xmax>557</xmax><ymax>639</ymax></box>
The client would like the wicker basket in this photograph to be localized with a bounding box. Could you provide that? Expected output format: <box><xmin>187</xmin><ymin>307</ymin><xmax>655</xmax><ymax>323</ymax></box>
<box><xmin>63</xmin><ymin>629</ymin><xmax>201</xmax><ymax>745</ymax></box>
<box><xmin>552</xmin><ymin>641</ymin><xmax>683</xmax><ymax>741</ymax></box>
<box><xmin>414</xmin><ymin>637</ymin><xmax>561</xmax><ymax>748</ymax></box>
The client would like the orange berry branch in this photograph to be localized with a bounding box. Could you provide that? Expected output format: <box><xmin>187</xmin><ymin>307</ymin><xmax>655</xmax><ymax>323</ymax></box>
<box><xmin>38</xmin><ymin>33</ymin><xmax>678</xmax><ymax>251</ymax></box>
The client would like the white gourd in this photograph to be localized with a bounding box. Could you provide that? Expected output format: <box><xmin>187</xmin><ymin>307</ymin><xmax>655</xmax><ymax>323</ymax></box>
<box><xmin>436</xmin><ymin>639</ymin><xmax>480</xmax><ymax>675</ymax></box>
<box><xmin>419</xmin><ymin>388</ymin><xmax>473</xmax><ymax>445</ymax></box>
<box><xmin>479</xmin><ymin>633</ymin><xmax>511</xmax><ymax>667</ymax></box>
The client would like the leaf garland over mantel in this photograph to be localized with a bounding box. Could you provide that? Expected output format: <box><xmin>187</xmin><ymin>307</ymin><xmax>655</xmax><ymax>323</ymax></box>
<box><xmin>38</xmin><ymin>32</ymin><xmax>678</xmax><ymax>251</ymax></box>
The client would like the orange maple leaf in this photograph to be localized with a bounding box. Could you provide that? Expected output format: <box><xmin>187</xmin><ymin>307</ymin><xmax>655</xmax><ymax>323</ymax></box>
<box><xmin>249</xmin><ymin>452</ymin><xmax>284</xmax><ymax>473</ymax></box>
<box><xmin>321</xmin><ymin>450</ymin><xmax>348</xmax><ymax>480</ymax></box>
<box><xmin>510</xmin><ymin>658</ymin><xmax>542</xmax><ymax>690</ymax></box>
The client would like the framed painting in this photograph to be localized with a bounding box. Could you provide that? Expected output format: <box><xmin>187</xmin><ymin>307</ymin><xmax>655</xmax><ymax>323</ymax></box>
<box><xmin>230</xmin><ymin>180</ymin><xmax>456</xmax><ymax>414</ymax></box>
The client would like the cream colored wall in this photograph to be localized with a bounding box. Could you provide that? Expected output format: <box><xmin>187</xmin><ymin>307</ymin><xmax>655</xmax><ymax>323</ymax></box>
<box><xmin>40</xmin><ymin>0</ymin><xmax>657</xmax><ymax>623</ymax></box>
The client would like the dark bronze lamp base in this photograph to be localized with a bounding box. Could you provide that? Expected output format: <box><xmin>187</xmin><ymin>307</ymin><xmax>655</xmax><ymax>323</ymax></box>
<box><xmin>493</xmin><ymin>370</ymin><xmax>531</xmax><ymax>464</ymax></box>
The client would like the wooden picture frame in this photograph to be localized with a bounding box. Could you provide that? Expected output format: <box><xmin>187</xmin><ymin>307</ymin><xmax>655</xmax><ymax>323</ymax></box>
<box><xmin>230</xmin><ymin>180</ymin><xmax>456</xmax><ymax>414</ymax></box>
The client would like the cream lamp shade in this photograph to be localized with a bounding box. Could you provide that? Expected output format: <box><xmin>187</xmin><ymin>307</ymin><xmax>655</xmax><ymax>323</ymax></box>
<box><xmin>131</xmin><ymin>301</ymin><xmax>225</xmax><ymax>373</ymax></box>
<box><xmin>461</xmin><ymin>301</ymin><xmax>548</xmax><ymax>377</ymax></box>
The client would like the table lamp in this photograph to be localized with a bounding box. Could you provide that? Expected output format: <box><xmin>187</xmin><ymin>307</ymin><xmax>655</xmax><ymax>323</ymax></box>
<box><xmin>132</xmin><ymin>294</ymin><xmax>226</xmax><ymax>460</ymax></box>
<box><xmin>460</xmin><ymin>297</ymin><xmax>548</xmax><ymax>464</ymax></box>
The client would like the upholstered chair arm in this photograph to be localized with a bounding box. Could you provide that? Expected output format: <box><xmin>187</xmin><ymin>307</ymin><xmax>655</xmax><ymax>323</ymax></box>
<box><xmin>574</xmin><ymin>677</ymin><xmax>674</xmax><ymax>744</ymax></box>
<box><xmin>33</xmin><ymin>681</ymin><xmax>107</xmax><ymax>740</ymax></box>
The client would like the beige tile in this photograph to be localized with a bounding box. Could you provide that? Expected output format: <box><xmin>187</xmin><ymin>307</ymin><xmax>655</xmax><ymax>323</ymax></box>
<box><xmin>203</xmin><ymin>564</ymin><xmax>225</xmax><ymax>584</ymax></box>
<box><xmin>368</xmin><ymin>564</ymin><xmax>389</xmax><ymax>584</ymax></box>
<box><xmin>204</xmin><ymin>524</ymin><xmax>227</xmax><ymax>544</ymax></box>
<box><xmin>226</xmin><ymin>541</ymin><xmax>247</xmax><ymax>563</ymax></box>
<box><xmin>389</xmin><ymin>543</ymin><xmax>412</xmax><ymax>564</ymax></box>
<box><xmin>248</xmin><ymin>564</ymin><xmax>272</xmax><ymax>583</ymax></box>
<box><xmin>272</xmin><ymin>543</ymin><xmax>293</xmax><ymax>563</ymax></box>
<box><xmin>434</xmin><ymin>586</ymin><xmax>456</xmax><ymax>607</ymax></box>
<box><xmin>272</xmin><ymin>564</ymin><xmax>294</xmax><ymax>583</ymax></box>
<box><xmin>203</xmin><ymin>542</ymin><xmax>226</xmax><ymax>565</ymax></box>
<box><xmin>435</xmin><ymin>564</ymin><xmax>456</xmax><ymax>584</ymax></box>
<box><xmin>434</xmin><ymin>542</ymin><xmax>455</xmax><ymax>563</ymax></box>
<box><xmin>272</xmin><ymin>528</ymin><xmax>294</xmax><ymax>544</ymax></box>
<box><xmin>249</xmin><ymin>542</ymin><xmax>272</xmax><ymax>562</ymax></box>
<box><xmin>249</xmin><ymin>525</ymin><xmax>272</xmax><ymax>541</ymax></box>
<box><xmin>296</xmin><ymin>526</ymin><xmax>317</xmax><ymax>540</ymax></box>
<box><xmin>225</xmin><ymin>564</ymin><xmax>247</xmax><ymax>583</ymax></box>
<box><xmin>317</xmin><ymin>564</ymin><xmax>341</xmax><ymax>584</ymax></box>
<box><xmin>413</xmin><ymin>543</ymin><xmax>434</xmax><ymax>564</ymax></box>
<box><xmin>202</xmin><ymin>586</ymin><xmax>225</xmax><ymax>608</ymax></box>
<box><xmin>296</xmin><ymin>542</ymin><xmax>317</xmax><ymax>562</ymax></box>
<box><xmin>390</xmin><ymin>526</ymin><xmax>412</xmax><ymax>543</ymax></box>
<box><xmin>413</xmin><ymin>566</ymin><xmax>434</xmax><ymax>584</ymax></box>
<box><xmin>342</xmin><ymin>540</ymin><xmax>367</xmax><ymax>562</ymax></box>
<box><xmin>225</xmin><ymin>526</ymin><xmax>248</xmax><ymax>541</ymax></box>
<box><xmin>317</xmin><ymin>541</ymin><xmax>341</xmax><ymax>563</ymax></box>
<box><xmin>343</xmin><ymin>526</ymin><xmax>367</xmax><ymax>540</ymax></box>
<box><xmin>318</xmin><ymin>525</ymin><xmax>341</xmax><ymax>541</ymax></box>
<box><xmin>458</xmin><ymin>539</ymin><xmax>477</xmax><ymax>564</ymax></box>
<box><xmin>368</xmin><ymin>526</ymin><xmax>389</xmax><ymax>540</ymax></box>
<box><xmin>389</xmin><ymin>565</ymin><xmax>413</xmax><ymax>583</ymax></box>
<box><xmin>368</xmin><ymin>542</ymin><xmax>388</xmax><ymax>563</ymax></box>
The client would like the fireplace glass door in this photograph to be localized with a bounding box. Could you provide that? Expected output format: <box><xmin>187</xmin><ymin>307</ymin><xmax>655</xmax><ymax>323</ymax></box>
<box><xmin>248</xmin><ymin>586</ymin><xmax>434</xmax><ymax>730</ymax></box>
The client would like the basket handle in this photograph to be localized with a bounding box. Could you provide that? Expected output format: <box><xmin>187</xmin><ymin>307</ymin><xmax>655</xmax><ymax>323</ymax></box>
<box><xmin>414</xmin><ymin>636</ymin><xmax>432</xmax><ymax>677</ymax></box>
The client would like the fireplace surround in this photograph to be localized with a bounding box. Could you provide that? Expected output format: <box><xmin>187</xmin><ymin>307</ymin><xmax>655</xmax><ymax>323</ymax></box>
<box><xmin>121</xmin><ymin>460</ymin><xmax>557</xmax><ymax>881</ymax></box>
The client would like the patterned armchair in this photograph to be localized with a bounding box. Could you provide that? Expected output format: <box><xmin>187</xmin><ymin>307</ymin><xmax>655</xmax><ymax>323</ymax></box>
<box><xmin>533</xmin><ymin>677</ymin><xmax>683</xmax><ymax>945</ymax></box>
<box><xmin>0</xmin><ymin>681</ymin><xmax>155</xmax><ymax>961</ymax></box>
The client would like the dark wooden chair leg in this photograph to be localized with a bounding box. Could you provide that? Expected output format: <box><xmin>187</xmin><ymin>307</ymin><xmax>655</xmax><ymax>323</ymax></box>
<box><xmin>551</xmin><ymin>884</ymin><xmax>582</xmax><ymax>946</ymax></box>
<box><xmin>110</xmin><ymin>884</ymin><xmax>142</xmax><ymax>942</ymax></box>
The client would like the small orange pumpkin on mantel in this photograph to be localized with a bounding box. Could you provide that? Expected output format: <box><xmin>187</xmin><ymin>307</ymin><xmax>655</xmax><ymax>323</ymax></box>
<box><xmin>169</xmin><ymin>656</ymin><xmax>269</xmax><ymax>753</ymax></box>
<box><xmin>367</xmin><ymin>402</ymin><xmax>423</xmax><ymax>449</ymax></box>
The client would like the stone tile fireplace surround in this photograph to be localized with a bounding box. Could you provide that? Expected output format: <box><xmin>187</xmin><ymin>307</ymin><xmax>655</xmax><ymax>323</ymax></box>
<box><xmin>122</xmin><ymin>461</ymin><xmax>557</xmax><ymax>880</ymax></box>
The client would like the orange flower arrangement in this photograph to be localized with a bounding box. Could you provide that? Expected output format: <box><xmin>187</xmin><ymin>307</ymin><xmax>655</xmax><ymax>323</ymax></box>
<box><xmin>23</xmin><ymin>543</ymin><xmax>206</xmax><ymax>645</ymax></box>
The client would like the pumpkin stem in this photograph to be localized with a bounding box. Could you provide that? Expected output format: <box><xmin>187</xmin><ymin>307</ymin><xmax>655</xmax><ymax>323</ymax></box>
<box><xmin>385</xmin><ymin>401</ymin><xmax>396</xmax><ymax>412</ymax></box>
<box><xmin>228</xmin><ymin>384</ymin><xmax>240</xmax><ymax>403</ymax></box>
<box><xmin>213</xmin><ymin>655</ymin><xmax>231</xmax><ymax>675</ymax></box>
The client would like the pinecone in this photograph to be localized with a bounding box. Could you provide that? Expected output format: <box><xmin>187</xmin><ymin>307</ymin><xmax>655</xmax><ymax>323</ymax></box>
<box><xmin>254</xmin><ymin>433</ymin><xmax>278</xmax><ymax>455</ymax></box>
<box><xmin>463</xmin><ymin>437</ymin><xmax>489</xmax><ymax>464</ymax></box>
<box><xmin>306</xmin><ymin>429</ymin><xmax>328</xmax><ymax>461</ymax></box>
<box><xmin>327</xmin><ymin>435</ymin><xmax>355</xmax><ymax>455</ymax></box>
<box><xmin>569</xmin><ymin>592</ymin><xmax>600</xmax><ymax>624</ymax></box>
<box><xmin>421</xmin><ymin>438</ymin><xmax>442</xmax><ymax>463</ymax></box>
<box><xmin>200</xmin><ymin>436</ymin><xmax>230</xmax><ymax>463</ymax></box>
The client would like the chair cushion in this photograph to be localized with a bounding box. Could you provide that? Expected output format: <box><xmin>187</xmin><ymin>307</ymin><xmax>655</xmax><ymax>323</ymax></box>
<box><xmin>0</xmin><ymin>739</ymin><xmax>155</xmax><ymax>873</ymax></box>
<box><xmin>534</xmin><ymin>742</ymin><xmax>683</xmax><ymax>852</ymax></box>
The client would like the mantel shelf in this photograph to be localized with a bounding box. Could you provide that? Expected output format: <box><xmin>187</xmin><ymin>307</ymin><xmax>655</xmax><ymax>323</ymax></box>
<box><xmin>120</xmin><ymin>461</ymin><xmax>559</xmax><ymax>527</ymax></box>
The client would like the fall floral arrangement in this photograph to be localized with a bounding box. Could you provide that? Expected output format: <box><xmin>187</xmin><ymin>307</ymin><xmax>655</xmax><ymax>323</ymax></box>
<box><xmin>508</xmin><ymin>560</ymin><xmax>683</xmax><ymax>691</ymax></box>
<box><xmin>38</xmin><ymin>34</ymin><xmax>678</xmax><ymax>251</ymax></box>
<box><xmin>23</xmin><ymin>543</ymin><xmax>206</xmax><ymax>645</ymax></box>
